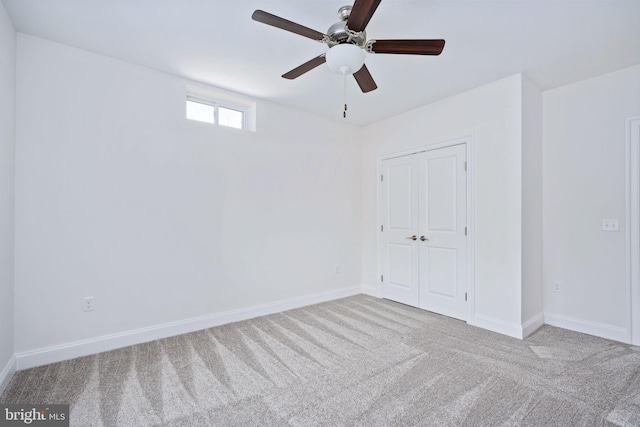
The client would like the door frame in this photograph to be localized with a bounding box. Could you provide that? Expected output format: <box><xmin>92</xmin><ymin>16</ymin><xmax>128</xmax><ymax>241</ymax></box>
<box><xmin>627</xmin><ymin>116</ymin><xmax>640</xmax><ymax>345</ymax></box>
<box><xmin>376</xmin><ymin>136</ymin><xmax>476</xmax><ymax>324</ymax></box>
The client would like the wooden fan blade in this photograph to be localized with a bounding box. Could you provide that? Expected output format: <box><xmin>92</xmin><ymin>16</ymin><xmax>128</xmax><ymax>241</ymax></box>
<box><xmin>347</xmin><ymin>0</ymin><xmax>382</xmax><ymax>32</ymax></box>
<box><xmin>353</xmin><ymin>64</ymin><xmax>377</xmax><ymax>93</ymax></box>
<box><xmin>282</xmin><ymin>55</ymin><xmax>327</xmax><ymax>79</ymax></box>
<box><xmin>252</xmin><ymin>10</ymin><xmax>326</xmax><ymax>41</ymax></box>
<box><xmin>369</xmin><ymin>39</ymin><xmax>445</xmax><ymax>55</ymax></box>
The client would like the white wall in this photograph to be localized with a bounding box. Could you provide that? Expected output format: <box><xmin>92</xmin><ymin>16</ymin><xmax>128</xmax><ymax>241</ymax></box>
<box><xmin>14</xmin><ymin>34</ymin><xmax>363</xmax><ymax>364</ymax></box>
<box><xmin>361</xmin><ymin>74</ymin><xmax>529</xmax><ymax>336</ymax></box>
<box><xmin>521</xmin><ymin>76</ymin><xmax>543</xmax><ymax>328</ymax></box>
<box><xmin>0</xmin><ymin>0</ymin><xmax>16</xmax><ymax>392</ymax></box>
<box><xmin>543</xmin><ymin>64</ymin><xmax>640</xmax><ymax>342</ymax></box>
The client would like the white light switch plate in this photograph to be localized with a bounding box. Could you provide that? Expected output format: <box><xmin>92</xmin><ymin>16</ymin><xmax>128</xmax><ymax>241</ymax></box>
<box><xmin>602</xmin><ymin>219</ymin><xmax>619</xmax><ymax>231</ymax></box>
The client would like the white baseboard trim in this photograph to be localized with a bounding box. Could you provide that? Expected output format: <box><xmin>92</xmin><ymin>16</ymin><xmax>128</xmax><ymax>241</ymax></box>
<box><xmin>544</xmin><ymin>312</ymin><xmax>630</xmax><ymax>343</ymax></box>
<box><xmin>473</xmin><ymin>314</ymin><xmax>524</xmax><ymax>339</ymax></box>
<box><xmin>522</xmin><ymin>313</ymin><xmax>545</xmax><ymax>338</ymax></box>
<box><xmin>361</xmin><ymin>286</ymin><xmax>379</xmax><ymax>297</ymax></box>
<box><xmin>0</xmin><ymin>354</ymin><xmax>16</xmax><ymax>396</ymax></box>
<box><xmin>15</xmin><ymin>286</ymin><xmax>362</xmax><ymax>371</ymax></box>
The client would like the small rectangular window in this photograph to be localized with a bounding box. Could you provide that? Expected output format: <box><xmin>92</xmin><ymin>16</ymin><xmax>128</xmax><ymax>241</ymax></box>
<box><xmin>186</xmin><ymin>83</ymin><xmax>256</xmax><ymax>131</ymax></box>
<box><xmin>186</xmin><ymin>96</ymin><xmax>246</xmax><ymax>130</ymax></box>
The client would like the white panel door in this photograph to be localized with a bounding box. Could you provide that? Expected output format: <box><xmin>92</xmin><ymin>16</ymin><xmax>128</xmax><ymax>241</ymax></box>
<box><xmin>381</xmin><ymin>144</ymin><xmax>467</xmax><ymax>319</ymax></box>
<box><xmin>380</xmin><ymin>156</ymin><xmax>420</xmax><ymax>307</ymax></box>
<box><xmin>418</xmin><ymin>144</ymin><xmax>467</xmax><ymax>320</ymax></box>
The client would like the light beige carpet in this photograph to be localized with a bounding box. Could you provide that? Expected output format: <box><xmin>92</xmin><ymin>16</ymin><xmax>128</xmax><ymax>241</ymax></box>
<box><xmin>2</xmin><ymin>295</ymin><xmax>640</xmax><ymax>426</ymax></box>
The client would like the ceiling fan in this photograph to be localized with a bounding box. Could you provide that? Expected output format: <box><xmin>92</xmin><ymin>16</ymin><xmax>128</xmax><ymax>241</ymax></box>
<box><xmin>251</xmin><ymin>0</ymin><xmax>445</xmax><ymax>94</ymax></box>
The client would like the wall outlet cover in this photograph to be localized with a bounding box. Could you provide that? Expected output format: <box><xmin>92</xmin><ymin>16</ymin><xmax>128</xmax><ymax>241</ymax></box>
<box><xmin>83</xmin><ymin>296</ymin><xmax>94</xmax><ymax>312</ymax></box>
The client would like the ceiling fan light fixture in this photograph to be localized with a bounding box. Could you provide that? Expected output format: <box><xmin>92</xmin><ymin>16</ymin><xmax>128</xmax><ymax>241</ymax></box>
<box><xmin>326</xmin><ymin>43</ymin><xmax>365</xmax><ymax>75</ymax></box>
<box><xmin>252</xmin><ymin>3</ymin><xmax>445</xmax><ymax>93</ymax></box>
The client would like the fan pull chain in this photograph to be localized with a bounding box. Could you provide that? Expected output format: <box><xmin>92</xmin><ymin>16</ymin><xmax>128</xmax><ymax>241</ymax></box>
<box><xmin>343</xmin><ymin>73</ymin><xmax>348</xmax><ymax>118</ymax></box>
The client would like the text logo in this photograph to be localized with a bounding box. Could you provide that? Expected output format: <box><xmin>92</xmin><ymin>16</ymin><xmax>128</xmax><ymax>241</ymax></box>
<box><xmin>0</xmin><ymin>405</ymin><xmax>69</xmax><ymax>427</ymax></box>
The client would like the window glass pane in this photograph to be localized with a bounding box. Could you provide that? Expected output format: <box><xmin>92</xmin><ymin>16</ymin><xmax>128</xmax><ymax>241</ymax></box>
<box><xmin>186</xmin><ymin>100</ymin><xmax>215</xmax><ymax>124</ymax></box>
<box><xmin>219</xmin><ymin>106</ymin><xmax>244</xmax><ymax>129</ymax></box>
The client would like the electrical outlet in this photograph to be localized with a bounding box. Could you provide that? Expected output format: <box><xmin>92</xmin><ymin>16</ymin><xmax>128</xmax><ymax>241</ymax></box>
<box><xmin>83</xmin><ymin>296</ymin><xmax>94</xmax><ymax>312</ymax></box>
<box><xmin>602</xmin><ymin>219</ymin><xmax>619</xmax><ymax>231</ymax></box>
<box><xmin>552</xmin><ymin>281</ymin><xmax>561</xmax><ymax>293</ymax></box>
<box><xmin>334</xmin><ymin>265</ymin><xmax>340</xmax><ymax>274</ymax></box>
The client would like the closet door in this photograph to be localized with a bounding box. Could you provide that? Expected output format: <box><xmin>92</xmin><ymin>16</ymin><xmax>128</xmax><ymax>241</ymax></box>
<box><xmin>380</xmin><ymin>144</ymin><xmax>467</xmax><ymax>319</ymax></box>
<box><xmin>380</xmin><ymin>155</ymin><xmax>420</xmax><ymax>307</ymax></box>
<box><xmin>418</xmin><ymin>144</ymin><xmax>467</xmax><ymax>320</ymax></box>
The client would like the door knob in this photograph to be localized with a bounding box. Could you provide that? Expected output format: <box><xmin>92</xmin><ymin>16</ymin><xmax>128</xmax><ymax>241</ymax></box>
<box><xmin>406</xmin><ymin>235</ymin><xmax>417</xmax><ymax>240</ymax></box>
<box><xmin>420</xmin><ymin>236</ymin><xmax>428</xmax><ymax>241</ymax></box>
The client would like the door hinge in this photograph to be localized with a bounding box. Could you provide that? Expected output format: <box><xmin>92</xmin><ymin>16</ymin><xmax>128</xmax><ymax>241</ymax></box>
<box><xmin>465</xmin><ymin>292</ymin><xmax>468</xmax><ymax>302</ymax></box>
<box><xmin>465</xmin><ymin>227</ymin><xmax>467</xmax><ymax>236</ymax></box>
<box><xmin>381</xmin><ymin>174</ymin><xmax>384</xmax><ymax>182</ymax></box>
<box><xmin>464</xmin><ymin>161</ymin><xmax>467</xmax><ymax>171</ymax></box>
<box><xmin>381</xmin><ymin>275</ymin><xmax>384</xmax><ymax>282</ymax></box>
<box><xmin>381</xmin><ymin>225</ymin><xmax>384</xmax><ymax>232</ymax></box>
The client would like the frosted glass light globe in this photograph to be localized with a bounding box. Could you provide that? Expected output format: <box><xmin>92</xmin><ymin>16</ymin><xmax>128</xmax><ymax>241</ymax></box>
<box><xmin>326</xmin><ymin>44</ymin><xmax>365</xmax><ymax>75</ymax></box>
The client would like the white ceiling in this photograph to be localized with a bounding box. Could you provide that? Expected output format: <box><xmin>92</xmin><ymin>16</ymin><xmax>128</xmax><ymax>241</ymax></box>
<box><xmin>3</xmin><ymin>0</ymin><xmax>640</xmax><ymax>125</ymax></box>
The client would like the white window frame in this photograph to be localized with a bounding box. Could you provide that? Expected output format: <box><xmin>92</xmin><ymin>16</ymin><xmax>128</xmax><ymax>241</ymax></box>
<box><xmin>186</xmin><ymin>82</ymin><xmax>256</xmax><ymax>131</ymax></box>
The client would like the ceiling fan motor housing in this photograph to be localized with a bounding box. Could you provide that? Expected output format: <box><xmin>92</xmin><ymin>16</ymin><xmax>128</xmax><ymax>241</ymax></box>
<box><xmin>326</xmin><ymin>6</ymin><xmax>366</xmax><ymax>48</ymax></box>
